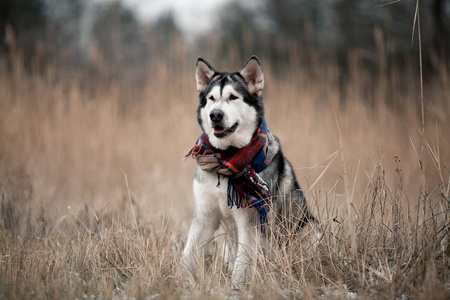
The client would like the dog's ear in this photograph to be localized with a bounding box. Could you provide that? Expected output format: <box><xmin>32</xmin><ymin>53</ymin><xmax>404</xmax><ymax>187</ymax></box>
<box><xmin>196</xmin><ymin>58</ymin><xmax>215</xmax><ymax>93</ymax></box>
<box><xmin>240</xmin><ymin>56</ymin><xmax>264</xmax><ymax>97</ymax></box>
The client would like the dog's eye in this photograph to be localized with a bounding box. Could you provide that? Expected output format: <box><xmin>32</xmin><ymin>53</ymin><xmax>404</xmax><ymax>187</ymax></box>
<box><xmin>229</xmin><ymin>94</ymin><xmax>238</xmax><ymax>100</ymax></box>
<box><xmin>209</xmin><ymin>95</ymin><xmax>215</xmax><ymax>101</ymax></box>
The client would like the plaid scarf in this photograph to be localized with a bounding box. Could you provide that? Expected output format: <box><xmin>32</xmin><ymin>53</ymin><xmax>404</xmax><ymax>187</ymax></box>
<box><xmin>184</xmin><ymin>118</ymin><xmax>275</xmax><ymax>230</ymax></box>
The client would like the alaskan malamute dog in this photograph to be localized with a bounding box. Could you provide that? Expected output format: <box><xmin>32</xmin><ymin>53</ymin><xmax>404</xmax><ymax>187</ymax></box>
<box><xmin>184</xmin><ymin>56</ymin><xmax>316</xmax><ymax>286</ymax></box>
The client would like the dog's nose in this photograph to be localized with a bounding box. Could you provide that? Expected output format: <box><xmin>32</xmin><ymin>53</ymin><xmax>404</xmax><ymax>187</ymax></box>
<box><xmin>209</xmin><ymin>109</ymin><xmax>224</xmax><ymax>122</ymax></box>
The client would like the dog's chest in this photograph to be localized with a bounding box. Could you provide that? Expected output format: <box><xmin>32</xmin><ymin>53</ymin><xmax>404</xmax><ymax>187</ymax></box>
<box><xmin>193</xmin><ymin>168</ymin><xmax>236</xmax><ymax>219</ymax></box>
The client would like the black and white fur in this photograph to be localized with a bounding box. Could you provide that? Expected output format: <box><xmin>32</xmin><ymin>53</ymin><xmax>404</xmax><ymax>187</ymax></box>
<box><xmin>183</xmin><ymin>56</ymin><xmax>316</xmax><ymax>286</ymax></box>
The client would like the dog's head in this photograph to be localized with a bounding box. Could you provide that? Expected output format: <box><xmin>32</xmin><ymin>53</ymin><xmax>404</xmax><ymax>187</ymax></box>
<box><xmin>195</xmin><ymin>56</ymin><xmax>265</xmax><ymax>150</ymax></box>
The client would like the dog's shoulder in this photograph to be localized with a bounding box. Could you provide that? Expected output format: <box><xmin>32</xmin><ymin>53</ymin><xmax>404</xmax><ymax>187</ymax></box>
<box><xmin>260</xmin><ymin>133</ymin><xmax>301</xmax><ymax>196</ymax></box>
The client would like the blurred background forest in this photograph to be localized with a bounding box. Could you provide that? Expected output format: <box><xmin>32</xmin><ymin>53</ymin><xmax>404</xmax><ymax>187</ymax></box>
<box><xmin>1</xmin><ymin>0</ymin><xmax>449</xmax><ymax>97</ymax></box>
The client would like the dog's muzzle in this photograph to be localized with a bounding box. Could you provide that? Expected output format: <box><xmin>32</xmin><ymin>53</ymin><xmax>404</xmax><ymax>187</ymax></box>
<box><xmin>209</xmin><ymin>108</ymin><xmax>238</xmax><ymax>138</ymax></box>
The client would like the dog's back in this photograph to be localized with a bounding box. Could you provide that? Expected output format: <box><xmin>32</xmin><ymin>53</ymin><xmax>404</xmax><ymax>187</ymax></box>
<box><xmin>260</xmin><ymin>135</ymin><xmax>315</xmax><ymax>232</ymax></box>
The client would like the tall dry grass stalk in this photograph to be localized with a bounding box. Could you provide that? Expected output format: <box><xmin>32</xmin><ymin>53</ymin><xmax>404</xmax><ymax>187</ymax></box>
<box><xmin>0</xmin><ymin>43</ymin><xmax>449</xmax><ymax>298</ymax></box>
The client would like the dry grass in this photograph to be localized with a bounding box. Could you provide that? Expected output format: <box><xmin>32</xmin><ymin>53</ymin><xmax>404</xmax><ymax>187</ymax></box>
<box><xmin>0</xmin><ymin>51</ymin><xmax>449</xmax><ymax>299</ymax></box>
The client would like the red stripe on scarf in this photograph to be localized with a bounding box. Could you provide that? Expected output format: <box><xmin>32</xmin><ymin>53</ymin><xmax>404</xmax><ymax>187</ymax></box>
<box><xmin>202</xmin><ymin>127</ymin><xmax>266</xmax><ymax>175</ymax></box>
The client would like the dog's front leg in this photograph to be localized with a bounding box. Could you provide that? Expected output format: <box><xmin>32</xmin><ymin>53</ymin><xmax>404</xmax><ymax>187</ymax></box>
<box><xmin>183</xmin><ymin>214</ymin><xmax>219</xmax><ymax>273</ymax></box>
<box><xmin>231</xmin><ymin>210</ymin><xmax>256</xmax><ymax>288</ymax></box>
<box><xmin>223</xmin><ymin>221</ymin><xmax>236</xmax><ymax>271</ymax></box>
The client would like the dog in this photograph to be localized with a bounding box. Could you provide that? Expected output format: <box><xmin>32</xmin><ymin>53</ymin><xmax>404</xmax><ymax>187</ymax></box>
<box><xmin>183</xmin><ymin>56</ymin><xmax>316</xmax><ymax>286</ymax></box>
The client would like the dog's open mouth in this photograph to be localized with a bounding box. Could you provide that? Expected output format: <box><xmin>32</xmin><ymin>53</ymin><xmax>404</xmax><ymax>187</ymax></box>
<box><xmin>213</xmin><ymin>123</ymin><xmax>238</xmax><ymax>138</ymax></box>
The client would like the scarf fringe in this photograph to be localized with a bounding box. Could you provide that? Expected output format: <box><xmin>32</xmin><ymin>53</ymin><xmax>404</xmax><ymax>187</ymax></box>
<box><xmin>251</xmin><ymin>200</ymin><xmax>268</xmax><ymax>233</ymax></box>
<box><xmin>227</xmin><ymin>178</ymin><xmax>268</xmax><ymax>233</ymax></box>
<box><xmin>227</xmin><ymin>178</ymin><xmax>244</xmax><ymax>208</ymax></box>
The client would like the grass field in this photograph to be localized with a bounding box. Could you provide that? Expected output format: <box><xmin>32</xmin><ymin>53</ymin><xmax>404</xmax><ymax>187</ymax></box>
<box><xmin>0</xmin><ymin>51</ymin><xmax>449</xmax><ymax>299</ymax></box>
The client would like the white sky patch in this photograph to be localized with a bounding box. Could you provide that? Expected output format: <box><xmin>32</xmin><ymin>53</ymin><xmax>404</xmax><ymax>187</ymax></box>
<box><xmin>123</xmin><ymin>0</ymin><xmax>231</xmax><ymax>37</ymax></box>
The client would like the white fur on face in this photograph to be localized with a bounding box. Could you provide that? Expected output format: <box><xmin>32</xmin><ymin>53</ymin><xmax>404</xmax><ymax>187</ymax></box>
<box><xmin>201</xmin><ymin>84</ymin><xmax>258</xmax><ymax>150</ymax></box>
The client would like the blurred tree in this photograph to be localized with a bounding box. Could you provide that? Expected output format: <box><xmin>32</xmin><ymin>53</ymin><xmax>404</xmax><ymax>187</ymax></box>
<box><xmin>189</xmin><ymin>1</ymin><xmax>258</xmax><ymax>68</ymax></box>
<box><xmin>0</xmin><ymin>0</ymin><xmax>47</xmax><ymax>58</ymax></box>
<box><xmin>146</xmin><ymin>10</ymin><xmax>185</xmax><ymax>65</ymax></box>
<box><xmin>216</xmin><ymin>1</ymin><xmax>259</xmax><ymax>64</ymax></box>
<box><xmin>265</xmin><ymin>0</ymin><xmax>323</xmax><ymax>38</ymax></box>
<box><xmin>431</xmin><ymin>0</ymin><xmax>449</xmax><ymax>66</ymax></box>
<box><xmin>263</xmin><ymin>0</ymin><xmax>328</xmax><ymax>70</ymax></box>
<box><xmin>92</xmin><ymin>0</ymin><xmax>147</xmax><ymax>84</ymax></box>
<box><xmin>45</xmin><ymin>0</ymin><xmax>85</xmax><ymax>60</ymax></box>
<box><xmin>152</xmin><ymin>11</ymin><xmax>180</xmax><ymax>45</ymax></box>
